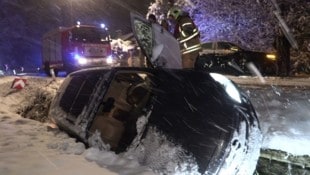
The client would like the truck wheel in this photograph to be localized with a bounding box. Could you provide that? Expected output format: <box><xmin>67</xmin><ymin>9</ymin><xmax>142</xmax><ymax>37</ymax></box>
<box><xmin>44</xmin><ymin>63</ymin><xmax>51</xmax><ymax>76</ymax></box>
<box><xmin>53</xmin><ymin>69</ymin><xmax>59</xmax><ymax>77</ymax></box>
<box><xmin>44</xmin><ymin>67</ymin><xmax>59</xmax><ymax>77</ymax></box>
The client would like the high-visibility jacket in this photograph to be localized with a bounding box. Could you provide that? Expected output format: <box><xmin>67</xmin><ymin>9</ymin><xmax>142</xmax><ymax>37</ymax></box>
<box><xmin>173</xmin><ymin>15</ymin><xmax>201</xmax><ymax>55</ymax></box>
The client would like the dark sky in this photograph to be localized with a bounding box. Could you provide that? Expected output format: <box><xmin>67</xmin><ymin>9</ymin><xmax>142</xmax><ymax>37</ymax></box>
<box><xmin>0</xmin><ymin>0</ymin><xmax>152</xmax><ymax>68</ymax></box>
<box><xmin>1</xmin><ymin>0</ymin><xmax>153</xmax><ymax>39</ymax></box>
<box><xmin>67</xmin><ymin>0</ymin><xmax>152</xmax><ymax>34</ymax></box>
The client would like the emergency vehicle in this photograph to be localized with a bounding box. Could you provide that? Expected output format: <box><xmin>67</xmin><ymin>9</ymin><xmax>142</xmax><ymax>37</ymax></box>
<box><xmin>42</xmin><ymin>24</ymin><xmax>116</xmax><ymax>76</ymax></box>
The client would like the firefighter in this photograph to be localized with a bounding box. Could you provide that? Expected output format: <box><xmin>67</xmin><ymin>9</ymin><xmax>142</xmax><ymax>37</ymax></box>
<box><xmin>167</xmin><ymin>6</ymin><xmax>201</xmax><ymax>68</ymax></box>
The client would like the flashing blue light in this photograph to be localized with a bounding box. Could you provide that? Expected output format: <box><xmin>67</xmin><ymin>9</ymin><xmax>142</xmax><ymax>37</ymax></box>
<box><xmin>73</xmin><ymin>53</ymin><xmax>87</xmax><ymax>65</ymax></box>
<box><xmin>100</xmin><ymin>23</ymin><xmax>106</xmax><ymax>29</ymax></box>
<box><xmin>74</xmin><ymin>54</ymin><xmax>81</xmax><ymax>60</ymax></box>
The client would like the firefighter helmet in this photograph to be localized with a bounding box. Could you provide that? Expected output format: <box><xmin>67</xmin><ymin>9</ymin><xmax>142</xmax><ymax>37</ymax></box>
<box><xmin>167</xmin><ymin>6</ymin><xmax>182</xmax><ymax>20</ymax></box>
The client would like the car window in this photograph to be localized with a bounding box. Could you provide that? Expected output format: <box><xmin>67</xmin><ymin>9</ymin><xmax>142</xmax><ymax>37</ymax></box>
<box><xmin>59</xmin><ymin>72</ymin><xmax>103</xmax><ymax>121</ymax></box>
<box><xmin>217</xmin><ymin>42</ymin><xmax>232</xmax><ymax>50</ymax></box>
<box><xmin>227</xmin><ymin>42</ymin><xmax>242</xmax><ymax>50</ymax></box>
<box><xmin>71</xmin><ymin>27</ymin><xmax>110</xmax><ymax>43</ymax></box>
<box><xmin>202</xmin><ymin>43</ymin><xmax>213</xmax><ymax>50</ymax></box>
<box><xmin>101</xmin><ymin>71</ymin><xmax>151</xmax><ymax>112</ymax></box>
<box><xmin>131</xmin><ymin>14</ymin><xmax>153</xmax><ymax>60</ymax></box>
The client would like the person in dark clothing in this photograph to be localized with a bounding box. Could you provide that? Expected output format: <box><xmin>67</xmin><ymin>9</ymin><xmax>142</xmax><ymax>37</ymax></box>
<box><xmin>160</xmin><ymin>19</ymin><xmax>170</xmax><ymax>32</ymax></box>
<box><xmin>167</xmin><ymin>6</ymin><xmax>201</xmax><ymax>68</ymax></box>
<box><xmin>274</xmin><ymin>27</ymin><xmax>291</xmax><ymax>76</ymax></box>
<box><xmin>147</xmin><ymin>14</ymin><xmax>157</xmax><ymax>23</ymax></box>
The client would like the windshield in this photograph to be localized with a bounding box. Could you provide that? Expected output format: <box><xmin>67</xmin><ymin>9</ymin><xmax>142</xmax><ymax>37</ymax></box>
<box><xmin>71</xmin><ymin>27</ymin><xmax>110</xmax><ymax>43</ymax></box>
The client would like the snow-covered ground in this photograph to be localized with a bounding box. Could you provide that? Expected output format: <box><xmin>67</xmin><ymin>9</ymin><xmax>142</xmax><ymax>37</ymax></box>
<box><xmin>0</xmin><ymin>75</ymin><xmax>309</xmax><ymax>175</ymax></box>
<box><xmin>228</xmin><ymin>75</ymin><xmax>310</xmax><ymax>156</ymax></box>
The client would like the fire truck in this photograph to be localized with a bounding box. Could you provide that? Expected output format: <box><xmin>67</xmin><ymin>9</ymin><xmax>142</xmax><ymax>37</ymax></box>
<box><xmin>42</xmin><ymin>24</ymin><xmax>117</xmax><ymax>76</ymax></box>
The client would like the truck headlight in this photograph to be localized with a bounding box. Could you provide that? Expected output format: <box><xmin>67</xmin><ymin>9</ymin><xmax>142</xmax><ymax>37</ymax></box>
<box><xmin>77</xmin><ymin>57</ymin><xmax>87</xmax><ymax>65</ymax></box>
<box><xmin>106</xmin><ymin>56</ymin><xmax>113</xmax><ymax>64</ymax></box>
<box><xmin>266</xmin><ymin>54</ymin><xmax>276</xmax><ymax>61</ymax></box>
<box><xmin>74</xmin><ymin>54</ymin><xmax>87</xmax><ymax>65</ymax></box>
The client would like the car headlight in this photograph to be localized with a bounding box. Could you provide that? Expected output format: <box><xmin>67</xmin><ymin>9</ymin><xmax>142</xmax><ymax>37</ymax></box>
<box><xmin>266</xmin><ymin>54</ymin><xmax>276</xmax><ymax>61</ymax></box>
<box><xmin>210</xmin><ymin>73</ymin><xmax>241</xmax><ymax>103</ymax></box>
<box><xmin>74</xmin><ymin>54</ymin><xmax>87</xmax><ymax>65</ymax></box>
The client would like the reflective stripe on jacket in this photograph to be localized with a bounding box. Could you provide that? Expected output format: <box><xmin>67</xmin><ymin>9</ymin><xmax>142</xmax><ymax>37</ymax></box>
<box><xmin>174</xmin><ymin>15</ymin><xmax>201</xmax><ymax>55</ymax></box>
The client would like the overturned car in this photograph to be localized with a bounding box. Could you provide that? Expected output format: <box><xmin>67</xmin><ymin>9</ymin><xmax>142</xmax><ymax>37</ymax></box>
<box><xmin>49</xmin><ymin>13</ymin><xmax>262</xmax><ymax>175</ymax></box>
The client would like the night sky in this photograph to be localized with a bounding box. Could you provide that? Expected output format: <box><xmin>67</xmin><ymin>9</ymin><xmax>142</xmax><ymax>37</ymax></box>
<box><xmin>0</xmin><ymin>0</ymin><xmax>152</xmax><ymax>69</ymax></box>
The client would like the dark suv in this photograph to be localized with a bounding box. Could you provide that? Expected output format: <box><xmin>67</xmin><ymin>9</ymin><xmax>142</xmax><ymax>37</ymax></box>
<box><xmin>197</xmin><ymin>41</ymin><xmax>278</xmax><ymax>75</ymax></box>
<box><xmin>49</xmin><ymin>13</ymin><xmax>262</xmax><ymax>175</ymax></box>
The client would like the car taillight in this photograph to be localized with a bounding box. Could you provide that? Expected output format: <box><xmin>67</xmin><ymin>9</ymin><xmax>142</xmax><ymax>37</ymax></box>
<box><xmin>266</xmin><ymin>54</ymin><xmax>276</xmax><ymax>61</ymax></box>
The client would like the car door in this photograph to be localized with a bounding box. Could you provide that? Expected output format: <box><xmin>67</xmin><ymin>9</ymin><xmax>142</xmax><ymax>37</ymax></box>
<box><xmin>130</xmin><ymin>12</ymin><xmax>182</xmax><ymax>69</ymax></box>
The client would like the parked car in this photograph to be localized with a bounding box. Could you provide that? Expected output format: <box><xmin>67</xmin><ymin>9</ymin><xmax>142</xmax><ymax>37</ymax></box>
<box><xmin>48</xmin><ymin>13</ymin><xmax>262</xmax><ymax>175</ymax></box>
<box><xmin>197</xmin><ymin>41</ymin><xmax>278</xmax><ymax>75</ymax></box>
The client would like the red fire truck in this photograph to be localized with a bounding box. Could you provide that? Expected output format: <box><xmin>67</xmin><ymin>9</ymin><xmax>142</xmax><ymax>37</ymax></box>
<box><xmin>42</xmin><ymin>24</ymin><xmax>117</xmax><ymax>76</ymax></box>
